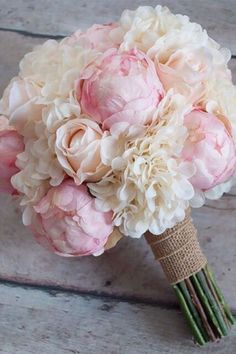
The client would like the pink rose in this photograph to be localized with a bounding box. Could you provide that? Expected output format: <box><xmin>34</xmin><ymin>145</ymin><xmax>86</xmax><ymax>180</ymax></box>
<box><xmin>0</xmin><ymin>116</ymin><xmax>24</xmax><ymax>194</ymax></box>
<box><xmin>182</xmin><ymin>110</ymin><xmax>236</xmax><ymax>190</ymax></box>
<box><xmin>55</xmin><ymin>118</ymin><xmax>109</xmax><ymax>184</ymax></box>
<box><xmin>32</xmin><ymin>180</ymin><xmax>113</xmax><ymax>257</ymax></box>
<box><xmin>65</xmin><ymin>23</ymin><xmax>118</xmax><ymax>52</ymax></box>
<box><xmin>78</xmin><ymin>49</ymin><xmax>164</xmax><ymax>129</ymax></box>
<box><xmin>0</xmin><ymin>77</ymin><xmax>43</xmax><ymax>135</ymax></box>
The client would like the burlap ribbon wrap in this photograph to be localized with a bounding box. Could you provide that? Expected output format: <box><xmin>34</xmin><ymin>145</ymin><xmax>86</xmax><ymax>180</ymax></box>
<box><xmin>145</xmin><ymin>210</ymin><xmax>207</xmax><ymax>284</ymax></box>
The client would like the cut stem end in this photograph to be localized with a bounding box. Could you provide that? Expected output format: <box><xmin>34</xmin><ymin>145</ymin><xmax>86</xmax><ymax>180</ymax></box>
<box><xmin>172</xmin><ymin>264</ymin><xmax>235</xmax><ymax>346</ymax></box>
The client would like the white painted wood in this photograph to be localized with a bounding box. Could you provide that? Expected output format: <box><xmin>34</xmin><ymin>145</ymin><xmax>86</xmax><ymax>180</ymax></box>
<box><xmin>0</xmin><ymin>283</ymin><xmax>235</xmax><ymax>354</ymax></box>
<box><xmin>0</xmin><ymin>32</ymin><xmax>235</xmax><ymax>309</ymax></box>
<box><xmin>0</xmin><ymin>0</ymin><xmax>235</xmax><ymax>54</ymax></box>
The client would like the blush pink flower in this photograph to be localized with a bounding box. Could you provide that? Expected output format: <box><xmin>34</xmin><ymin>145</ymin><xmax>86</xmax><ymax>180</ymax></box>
<box><xmin>77</xmin><ymin>48</ymin><xmax>164</xmax><ymax>129</ymax></box>
<box><xmin>0</xmin><ymin>116</ymin><xmax>24</xmax><ymax>194</ymax></box>
<box><xmin>32</xmin><ymin>180</ymin><xmax>114</xmax><ymax>257</ymax></box>
<box><xmin>182</xmin><ymin>110</ymin><xmax>236</xmax><ymax>190</ymax></box>
<box><xmin>55</xmin><ymin>118</ymin><xmax>109</xmax><ymax>184</ymax></box>
<box><xmin>0</xmin><ymin>77</ymin><xmax>42</xmax><ymax>135</ymax></box>
<box><xmin>65</xmin><ymin>23</ymin><xmax>119</xmax><ymax>52</ymax></box>
<box><xmin>156</xmin><ymin>46</ymin><xmax>231</xmax><ymax>103</ymax></box>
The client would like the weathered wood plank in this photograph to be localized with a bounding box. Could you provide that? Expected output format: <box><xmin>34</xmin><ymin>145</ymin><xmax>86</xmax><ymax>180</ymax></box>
<box><xmin>0</xmin><ymin>0</ymin><xmax>236</xmax><ymax>54</ymax></box>
<box><xmin>0</xmin><ymin>32</ymin><xmax>235</xmax><ymax>307</ymax></box>
<box><xmin>0</xmin><ymin>283</ymin><xmax>235</xmax><ymax>354</ymax></box>
<box><xmin>0</xmin><ymin>33</ymin><xmax>43</xmax><ymax>95</ymax></box>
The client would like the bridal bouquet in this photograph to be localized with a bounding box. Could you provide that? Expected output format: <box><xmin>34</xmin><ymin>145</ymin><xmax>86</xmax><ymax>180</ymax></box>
<box><xmin>0</xmin><ymin>5</ymin><xmax>235</xmax><ymax>345</ymax></box>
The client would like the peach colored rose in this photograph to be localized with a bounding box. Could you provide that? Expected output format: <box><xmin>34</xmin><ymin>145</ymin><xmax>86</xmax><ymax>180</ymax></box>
<box><xmin>182</xmin><ymin>110</ymin><xmax>236</xmax><ymax>190</ymax></box>
<box><xmin>32</xmin><ymin>180</ymin><xmax>113</xmax><ymax>256</ymax></box>
<box><xmin>0</xmin><ymin>77</ymin><xmax>43</xmax><ymax>134</ymax></box>
<box><xmin>65</xmin><ymin>23</ymin><xmax>119</xmax><ymax>52</ymax></box>
<box><xmin>0</xmin><ymin>116</ymin><xmax>24</xmax><ymax>194</ymax></box>
<box><xmin>77</xmin><ymin>48</ymin><xmax>164</xmax><ymax>129</ymax></box>
<box><xmin>157</xmin><ymin>46</ymin><xmax>230</xmax><ymax>103</ymax></box>
<box><xmin>55</xmin><ymin>118</ymin><xmax>109</xmax><ymax>184</ymax></box>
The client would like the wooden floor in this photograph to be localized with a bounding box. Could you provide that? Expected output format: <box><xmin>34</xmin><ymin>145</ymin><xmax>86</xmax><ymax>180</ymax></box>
<box><xmin>0</xmin><ymin>1</ymin><xmax>236</xmax><ymax>353</ymax></box>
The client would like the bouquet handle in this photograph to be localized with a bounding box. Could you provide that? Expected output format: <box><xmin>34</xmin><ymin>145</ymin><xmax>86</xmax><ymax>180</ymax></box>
<box><xmin>145</xmin><ymin>210</ymin><xmax>235</xmax><ymax>345</ymax></box>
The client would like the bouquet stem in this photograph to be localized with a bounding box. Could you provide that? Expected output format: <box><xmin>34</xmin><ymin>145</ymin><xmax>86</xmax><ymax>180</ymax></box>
<box><xmin>145</xmin><ymin>210</ymin><xmax>235</xmax><ymax>345</ymax></box>
<box><xmin>173</xmin><ymin>265</ymin><xmax>235</xmax><ymax>345</ymax></box>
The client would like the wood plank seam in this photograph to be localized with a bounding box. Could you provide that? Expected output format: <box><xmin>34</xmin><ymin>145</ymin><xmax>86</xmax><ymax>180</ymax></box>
<box><xmin>1</xmin><ymin>278</ymin><xmax>236</xmax><ymax>316</ymax></box>
<box><xmin>0</xmin><ymin>277</ymin><xmax>180</xmax><ymax>311</ymax></box>
<box><xmin>0</xmin><ymin>27</ymin><xmax>64</xmax><ymax>39</ymax></box>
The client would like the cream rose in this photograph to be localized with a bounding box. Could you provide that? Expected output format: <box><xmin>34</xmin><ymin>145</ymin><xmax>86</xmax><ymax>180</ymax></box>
<box><xmin>55</xmin><ymin>118</ymin><xmax>109</xmax><ymax>184</ymax></box>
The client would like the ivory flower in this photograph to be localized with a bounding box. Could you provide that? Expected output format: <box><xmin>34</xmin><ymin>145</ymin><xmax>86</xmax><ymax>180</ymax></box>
<box><xmin>114</xmin><ymin>5</ymin><xmax>195</xmax><ymax>53</ymax></box>
<box><xmin>89</xmin><ymin>93</ymin><xmax>195</xmax><ymax>237</ymax></box>
<box><xmin>11</xmin><ymin>117</ymin><xmax>65</xmax><ymax>211</ymax></box>
<box><xmin>56</xmin><ymin>118</ymin><xmax>109</xmax><ymax>184</ymax></box>
<box><xmin>19</xmin><ymin>39</ymin><xmax>97</xmax><ymax>102</ymax></box>
<box><xmin>78</xmin><ymin>48</ymin><xmax>164</xmax><ymax>129</ymax></box>
<box><xmin>19</xmin><ymin>38</ymin><xmax>98</xmax><ymax>130</ymax></box>
<box><xmin>32</xmin><ymin>180</ymin><xmax>113</xmax><ymax>256</ymax></box>
<box><xmin>100</xmin><ymin>122</ymin><xmax>145</xmax><ymax>168</ymax></box>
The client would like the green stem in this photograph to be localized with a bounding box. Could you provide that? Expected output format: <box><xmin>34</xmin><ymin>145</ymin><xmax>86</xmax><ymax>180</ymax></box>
<box><xmin>173</xmin><ymin>284</ymin><xmax>206</xmax><ymax>346</ymax></box>
<box><xmin>178</xmin><ymin>281</ymin><xmax>208</xmax><ymax>342</ymax></box>
<box><xmin>203</xmin><ymin>268</ymin><xmax>231</xmax><ymax>329</ymax></box>
<box><xmin>171</xmin><ymin>266</ymin><xmax>234</xmax><ymax>345</ymax></box>
<box><xmin>205</xmin><ymin>265</ymin><xmax>235</xmax><ymax>326</ymax></box>
<box><xmin>184</xmin><ymin>277</ymin><xmax>216</xmax><ymax>341</ymax></box>
<box><xmin>191</xmin><ymin>273</ymin><xmax>224</xmax><ymax>338</ymax></box>
<box><xmin>196</xmin><ymin>271</ymin><xmax>228</xmax><ymax>336</ymax></box>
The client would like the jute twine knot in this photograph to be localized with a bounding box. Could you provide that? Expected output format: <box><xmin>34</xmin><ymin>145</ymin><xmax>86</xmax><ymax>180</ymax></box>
<box><xmin>145</xmin><ymin>210</ymin><xmax>207</xmax><ymax>284</ymax></box>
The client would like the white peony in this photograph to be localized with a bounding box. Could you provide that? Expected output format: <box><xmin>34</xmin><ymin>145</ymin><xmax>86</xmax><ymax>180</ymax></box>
<box><xmin>19</xmin><ymin>39</ymin><xmax>98</xmax><ymax>130</ymax></box>
<box><xmin>89</xmin><ymin>92</ymin><xmax>195</xmax><ymax>237</ymax></box>
<box><xmin>11</xmin><ymin>118</ymin><xmax>65</xmax><ymax>207</ymax></box>
<box><xmin>113</xmin><ymin>5</ymin><xmax>193</xmax><ymax>53</ymax></box>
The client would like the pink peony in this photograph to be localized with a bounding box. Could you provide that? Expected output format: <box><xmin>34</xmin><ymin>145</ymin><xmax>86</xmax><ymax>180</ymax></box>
<box><xmin>78</xmin><ymin>48</ymin><xmax>164</xmax><ymax>129</ymax></box>
<box><xmin>0</xmin><ymin>115</ymin><xmax>24</xmax><ymax>194</ymax></box>
<box><xmin>32</xmin><ymin>180</ymin><xmax>113</xmax><ymax>257</ymax></box>
<box><xmin>182</xmin><ymin>110</ymin><xmax>236</xmax><ymax>190</ymax></box>
<box><xmin>65</xmin><ymin>23</ymin><xmax>119</xmax><ymax>52</ymax></box>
